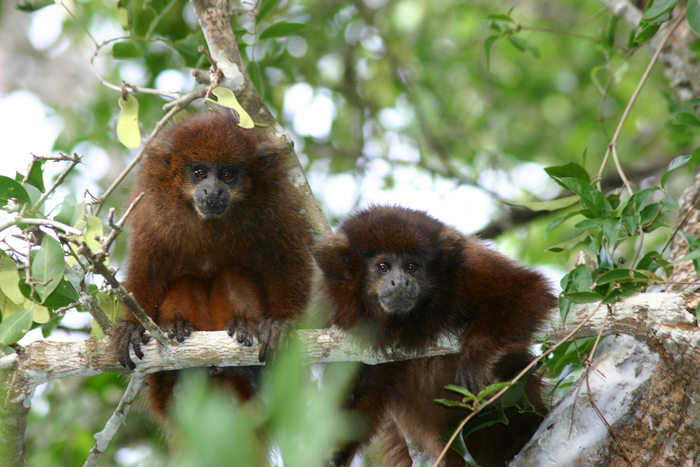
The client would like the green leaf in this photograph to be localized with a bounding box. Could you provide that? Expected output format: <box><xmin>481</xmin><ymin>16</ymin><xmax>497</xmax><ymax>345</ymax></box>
<box><xmin>31</xmin><ymin>236</ymin><xmax>65</xmax><ymax>304</ymax></box>
<box><xmin>688</xmin><ymin>0</ymin><xmax>700</xmax><ymax>37</ymax></box>
<box><xmin>131</xmin><ymin>3</ymin><xmax>157</xmax><ymax>38</ymax></box>
<box><xmin>259</xmin><ymin>22</ymin><xmax>308</xmax><ymax>40</ymax></box>
<box><xmin>117</xmin><ymin>95</ymin><xmax>141</xmax><ymax>149</ymax></box>
<box><xmin>41</xmin><ymin>278</ymin><xmax>79</xmax><ymax>309</ymax></box>
<box><xmin>53</xmin><ymin>195</ymin><xmax>77</xmax><ymax>226</ymax></box>
<box><xmin>257</xmin><ymin>0</ymin><xmax>282</xmax><ymax>25</ymax></box>
<box><xmin>572</xmin><ymin>264</ymin><xmax>593</xmax><ymax>291</ymax></box>
<box><xmin>672</xmin><ymin>111</ymin><xmax>700</xmax><ymax>127</ymax></box>
<box><xmin>92</xmin><ymin>292</ymin><xmax>127</xmax><ymax>338</ymax></box>
<box><xmin>500</xmin><ymin>382</ymin><xmax>525</xmax><ymax>407</ymax></box>
<box><xmin>173</xmin><ymin>31</ymin><xmax>207</xmax><ymax>68</ymax></box>
<box><xmin>0</xmin><ymin>258</ymin><xmax>25</xmax><ymax>306</ymax></box>
<box><xmin>603</xmin><ymin>281</ymin><xmax>644</xmax><ymax>304</ymax></box>
<box><xmin>643</xmin><ymin>0</ymin><xmax>678</xmax><ymax>21</ymax></box>
<box><xmin>484</xmin><ymin>35</ymin><xmax>499</xmax><ymax>73</ymax></box>
<box><xmin>24</xmin><ymin>160</ymin><xmax>46</xmax><ymax>193</ymax></box>
<box><xmin>0</xmin><ymin>308</ymin><xmax>33</xmax><ymax>345</ymax></box>
<box><xmin>546</xmin><ymin>230</ymin><xmax>590</xmax><ymax>253</ymax></box>
<box><xmin>435</xmin><ymin>399</ymin><xmax>469</xmax><ymax>408</ymax></box>
<box><xmin>485</xmin><ymin>14</ymin><xmax>515</xmax><ymax>22</ymax></box>
<box><xmin>595</xmin><ymin>268</ymin><xmax>646</xmax><ymax>285</ymax></box>
<box><xmin>634</xmin><ymin>23</ymin><xmax>660</xmax><ymax>43</ymax></box>
<box><xmin>511</xmin><ymin>195</ymin><xmax>580</xmax><ymax>212</ymax></box>
<box><xmin>661</xmin><ymin>155</ymin><xmax>692</xmax><ymax>189</ymax></box>
<box><xmin>0</xmin><ymin>176</ymin><xmax>32</xmax><ymax>212</ymax></box>
<box><xmin>558</xmin><ymin>178</ymin><xmax>609</xmax><ymax>218</ymax></box>
<box><xmin>507</xmin><ymin>36</ymin><xmax>540</xmax><ymax>58</ymax></box>
<box><xmin>247</xmin><ymin>60</ymin><xmax>264</xmax><ymax>99</ymax></box>
<box><xmin>544</xmin><ymin>163</ymin><xmax>590</xmax><ymax>187</ymax></box>
<box><xmin>683</xmin><ymin>98</ymin><xmax>700</xmax><ymax>106</ymax></box>
<box><xmin>575</xmin><ymin>218</ymin><xmax>604</xmax><ymax>230</ymax></box>
<box><xmin>445</xmin><ymin>384</ymin><xmax>476</xmax><ymax>399</ymax></box>
<box><xmin>15</xmin><ymin>0</ymin><xmax>54</xmax><ymax>11</ymax></box>
<box><xmin>210</xmin><ymin>87</ymin><xmax>255</xmax><ymax>129</ymax></box>
<box><xmin>640</xmin><ymin>203</ymin><xmax>661</xmax><ymax>227</ymax></box>
<box><xmin>603</xmin><ymin>14</ymin><xmax>619</xmax><ymax>50</ymax></box>
<box><xmin>112</xmin><ymin>40</ymin><xmax>144</xmax><ymax>59</ymax></box>
<box><xmin>545</xmin><ymin>211</ymin><xmax>580</xmax><ymax>238</ymax></box>
<box><xmin>674</xmin><ymin>248</ymin><xmax>700</xmax><ymax>264</ymax></box>
<box><xmin>602</xmin><ymin>218</ymin><xmax>622</xmax><ymax>247</ymax></box>
<box><xmin>564</xmin><ymin>291</ymin><xmax>604</xmax><ymax>303</ymax></box>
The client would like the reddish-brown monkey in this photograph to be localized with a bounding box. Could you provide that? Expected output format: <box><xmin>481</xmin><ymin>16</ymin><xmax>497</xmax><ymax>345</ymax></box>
<box><xmin>313</xmin><ymin>205</ymin><xmax>556</xmax><ymax>467</ymax></box>
<box><xmin>112</xmin><ymin>111</ymin><xmax>313</xmax><ymax>419</ymax></box>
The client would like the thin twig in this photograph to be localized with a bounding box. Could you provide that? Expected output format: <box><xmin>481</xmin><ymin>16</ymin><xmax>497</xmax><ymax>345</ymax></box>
<box><xmin>82</xmin><ymin>374</ymin><xmax>147</xmax><ymax>467</ymax></box>
<box><xmin>6</xmin><ymin>218</ymin><xmax>83</xmax><ymax>236</ymax></box>
<box><xmin>73</xmin><ymin>239</ymin><xmax>168</xmax><ymax>345</ymax></box>
<box><xmin>661</xmin><ymin>192</ymin><xmax>700</xmax><ymax>253</ymax></box>
<box><xmin>431</xmin><ymin>303</ymin><xmax>604</xmax><ymax>467</ymax></box>
<box><xmin>31</xmin><ymin>153</ymin><xmax>83</xmax><ymax>213</ymax></box>
<box><xmin>583</xmin><ymin>306</ymin><xmax>634</xmax><ymax>467</ymax></box>
<box><xmin>95</xmin><ymin>193</ymin><xmax>144</xmax><ymax>260</ymax></box>
<box><xmin>520</xmin><ymin>25</ymin><xmax>627</xmax><ymax>51</ymax></box>
<box><xmin>596</xmin><ymin>13</ymin><xmax>686</xmax><ymax>189</ymax></box>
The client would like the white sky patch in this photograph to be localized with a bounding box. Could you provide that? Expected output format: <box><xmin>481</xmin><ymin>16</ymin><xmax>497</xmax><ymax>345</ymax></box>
<box><xmin>285</xmin><ymin>85</ymin><xmax>336</xmax><ymax>140</ymax></box>
<box><xmin>511</xmin><ymin>162</ymin><xmax>561</xmax><ymax>200</ymax></box>
<box><xmin>356</xmin><ymin>166</ymin><xmax>494</xmax><ymax>234</ymax></box>
<box><xmin>28</xmin><ymin>5</ymin><xmax>66</xmax><ymax>50</ymax></box>
<box><xmin>155</xmin><ymin>69</ymin><xmax>194</xmax><ymax>93</ymax></box>
<box><xmin>0</xmin><ymin>91</ymin><xmax>63</xmax><ymax>178</ymax></box>
<box><xmin>119</xmin><ymin>61</ymin><xmax>149</xmax><ymax>87</ymax></box>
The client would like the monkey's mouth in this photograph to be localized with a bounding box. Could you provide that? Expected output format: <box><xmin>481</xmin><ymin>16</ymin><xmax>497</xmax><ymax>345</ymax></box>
<box><xmin>196</xmin><ymin>200</ymin><xmax>228</xmax><ymax>218</ymax></box>
<box><xmin>379</xmin><ymin>294</ymin><xmax>417</xmax><ymax>314</ymax></box>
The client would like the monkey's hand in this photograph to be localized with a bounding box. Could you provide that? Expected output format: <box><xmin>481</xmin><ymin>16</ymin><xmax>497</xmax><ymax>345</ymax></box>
<box><xmin>455</xmin><ymin>354</ymin><xmax>496</xmax><ymax>396</ymax></box>
<box><xmin>227</xmin><ymin>316</ymin><xmax>259</xmax><ymax>348</ymax></box>
<box><xmin>257</xmin><ymin>317</ymin><xmax>290</xmax><ymax>363</ymax></box>
<box><xmin>112</xmin><ymin>322</ymin><xmax>149</xmax><ymax>370</ymax></box>
<box><xmin>161</xmin><ymin>320</ymin><xmax>194</xmax><ymax>343</ymax></box>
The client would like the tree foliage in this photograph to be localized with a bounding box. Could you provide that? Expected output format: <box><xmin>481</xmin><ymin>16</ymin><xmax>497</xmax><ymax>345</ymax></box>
<box><xmin>0</xmin><ymin>0</ymin><xmax>699</xmax><ymax>465</ymax></box>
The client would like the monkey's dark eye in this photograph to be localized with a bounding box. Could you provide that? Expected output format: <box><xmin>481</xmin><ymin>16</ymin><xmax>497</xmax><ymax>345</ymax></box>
<box><xmin>193</xmin><ymin>168</ymin><xmax>207</xmax><ymax>179</ymax></box>
<box><xmin>221</xmin><ymin>170</ymin><xmax>235</xmax><ymax>182</ymax></box>
<box><xmin>377</xmin><ymin>262</ymin><xmax>391</xmax><ymax>273</ymax></box>
<box><xmin>406</xmin><ymin>263</ymin><xmax>418</xmax><ymax>274</ymax></box>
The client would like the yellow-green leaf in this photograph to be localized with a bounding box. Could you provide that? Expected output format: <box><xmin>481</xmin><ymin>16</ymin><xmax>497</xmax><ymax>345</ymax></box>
<box><xmin>117</xmin><ymin>95</ymin><xmax>141</xmax><ymax>148</ymax></box>
<box><xmin>0</xmin><ymin>258</ymin><xmax>25</xmax><ymax>305</ymax></box>
<box><xmin>0</xmin><ymin>291</ymin><xmax>26</xmax><ymax>319</ymax></box>
<box><xmin>27</xmin><ymin>300</ymin><xmax>50</xmax><ymax>324</ymax></box>
<box><xmin>92</xmin><ymin>292</ymin><xmax>127</xmax><ymax>338</ymax></box>
<box><xmin>70</xmin><ymin>216</ymin><xmax>108</xmax><ymax>266</ymax></box>
<box><xmin>211</xmin><ymin>87</ymin><xmax>255</xmax><ymax>129</ymax></box>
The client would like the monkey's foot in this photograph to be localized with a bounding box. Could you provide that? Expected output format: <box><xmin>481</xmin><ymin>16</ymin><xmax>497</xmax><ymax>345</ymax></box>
<box><xmin>257</xmin><ymin>317</ymin><xmax>290</xmax><ymax>363</ymax></box>
<box><xmin>112</xmin><ymin>322</ymin><xmax>148</xmax><ymax>370</ymax></box>
<box><xmin>162</xmin><ymin>320</ymin><xmax>194</xmax><ymax>343</ymax></box>
<box><xmin>227</xmin><ymin>316</ymin><xmax>258</xmax><ymax>348</ymax></box>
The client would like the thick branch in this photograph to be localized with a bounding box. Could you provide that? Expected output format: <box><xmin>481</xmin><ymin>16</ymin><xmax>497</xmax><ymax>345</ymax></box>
<box><xmin>0</xmin><ymin>292</ymin><xmax>694</xmax><ymax>388</ymax></box>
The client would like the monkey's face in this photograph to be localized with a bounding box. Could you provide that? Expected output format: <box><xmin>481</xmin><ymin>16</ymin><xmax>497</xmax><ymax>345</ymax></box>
<box><xmin>367</xmin><ymin>253</ymin><xmax>422</xmax><ymax>314</ymax></box>
<box><xmin>187</xmin><ymin>161</ymin><xmax>248</xmax><ymax>218</ymax></box>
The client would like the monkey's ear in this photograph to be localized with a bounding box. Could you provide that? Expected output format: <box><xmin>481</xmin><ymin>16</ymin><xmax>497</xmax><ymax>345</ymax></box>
<box><xmin>250</xmin><ymin>142</ymin><xmax>286</xmax><ymax>172</ymax></box>
<box><xmin>439</xmin><ymin>227</ymin><xmax>466</xmax><ymax>255</ymax></box>
<box><xmin>312</xmin><ymin>232</ymin><xmax>356</xmax><ymax>279</ymax></box>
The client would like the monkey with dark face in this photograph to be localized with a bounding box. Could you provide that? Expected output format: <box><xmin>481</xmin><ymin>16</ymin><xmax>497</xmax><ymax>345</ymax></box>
<box><xmin>313</xmin><ymin>205</ymin><xmax>556</xmax><ymax>467</ymax></box>
<box><xmin>112</xmin><ymin>110</ymin><xmax>313</xmax><ymax>419</ymax></box>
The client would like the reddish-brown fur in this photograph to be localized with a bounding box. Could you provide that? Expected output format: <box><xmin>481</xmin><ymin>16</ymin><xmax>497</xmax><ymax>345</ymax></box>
<box><xmin>313</xmin><ymin>205</ymin><xmax>556</xmax><ymax>467</ymax></box>
<box><xmin>112</xmin><ymin>112</ymin><xmax>313</xmax><ymax>420</ymax></box>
